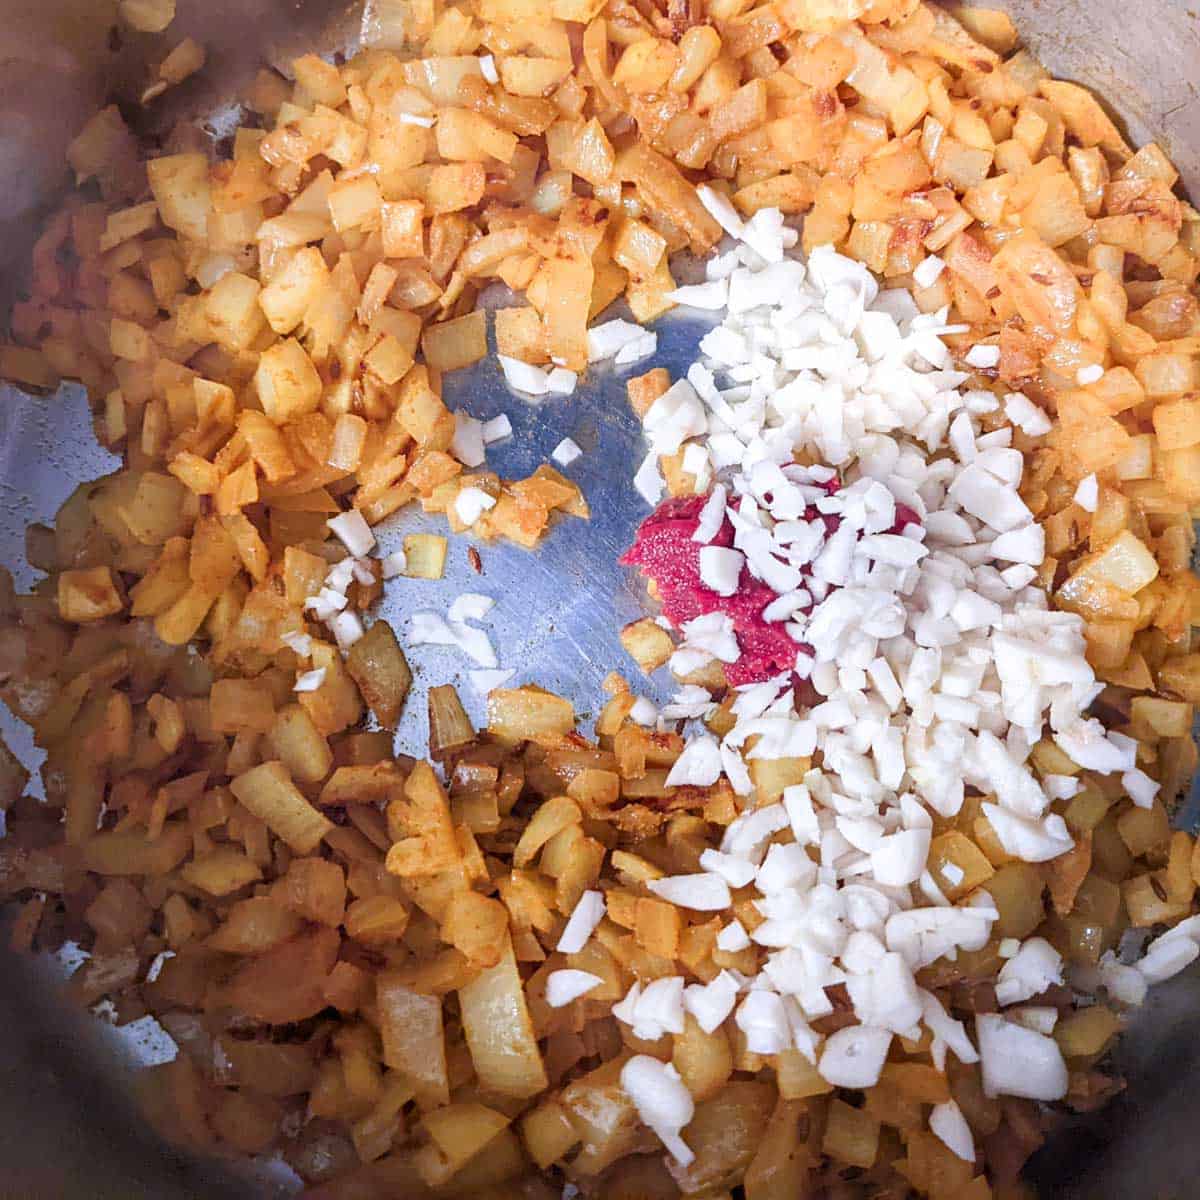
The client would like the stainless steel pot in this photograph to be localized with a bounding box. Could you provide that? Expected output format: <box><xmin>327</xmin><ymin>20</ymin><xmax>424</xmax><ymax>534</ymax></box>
<box><xmin>0</xmin><ymin>3</ymin><xmax>1197</xmax><ymax>1196</ymax></box>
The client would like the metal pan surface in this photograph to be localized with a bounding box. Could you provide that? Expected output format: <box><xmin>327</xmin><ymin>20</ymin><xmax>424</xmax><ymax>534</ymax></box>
<box><xmin>0</xmin><ymin>2</ymin><xmax>1197</xmax><ymax>1195</ymax></box>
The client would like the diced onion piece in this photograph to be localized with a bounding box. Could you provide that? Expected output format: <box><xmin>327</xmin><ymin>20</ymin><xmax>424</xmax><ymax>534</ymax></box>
<box><xmin>546</xmin><ymin>367</ymin><xmax>578</xmax><ymax>396</ymax></box>
<box><xmin>545</xmin><ymin>969</ymin><xmax>602</xmax><ymax>1007</ymax></box>
<box><xmin>683</xmin><ymin>970</ymin><xmax>739</xmax><ymax>1034</ymax></box>
<box><xmin>976</xmin><ymin>1013</ymin><xmax>1068</xmax><ymax>1101</ymax></box>
<box><xmin>667</xmin><ymin>280</ymin><xmax>729</xmax><ymax>310</ymax></box>
<box><xmin>736</xmin><ymin>991</ymin><xmax>792</xmax><ymax>1055</ymax></box>
<box><xmin>587</xmin><ymin>319</ymin><xmax>646</xmax><ymax>363</ymax></box>
<box><xmin>328</xmin><ymin>509</ymin><xmax>376</xmax><ymax>558</ymax></box>
<box><xmin>692</xmin><ymin>484</ymin><xmax>728</xmax><ymax>545</ymax></box>
<box><xmin>646</xmin><ymin>873</ymin><xmax>730</xmax><ymax>911</ymax></box>
<box><xmin>329</xmin><ymin>610</ymin><xmax>365</xmax><ymax>650</ymax></box>
<box><xmin>551</xmin><ymin>437</ymin><xmax>582</xmax><ymax>467</ymax></box>
<box><xmin>1122</xmin><ymin>767</ymin><xmax>1159</xmax><ymax>809</ymax></box>
<box><xmin>468</xmin><ymin>668</ymin><xmax>515</xmax><ymax>695</ymax></box>
<box><xmin>619</xmin><ymin>1055</ymin><xmax>695</xmax><ymax>1166</ymax></box>
<box><xmin>380</xmin><ymin>550</ymin><xmax>407</xmax><ymax>579</ymax></box>
<box><xmin>634</xmin><ymin>452</ymin><xmax>665</xmax><ymax>507</ymax></box>
<box><xmin>294</xmin><ymin>668</ymin><xmax>327</xmax><ymax>693</ymax></box>
<box><xmin>481</xmin><ymin>414</ymin><xmax>512</xmax><ymax>443</ymax></box>
<box><xmin>965</xmin><ymin>344</ymin><xmax>1000</xmax><ymax>369</ymax></box>
<box><xmin>912</xmin><ymin>255</ymin><xmax>946</xmax><ymax>288</ymax></box>
<box><xmin>1073</xmin><ymin>473</ymin><xmax>1099</xmax><ymax>512</ymax></box>
<box><xmin>452</xmin><ymin>413</ymin><xmax>487</xmax><ymax>468</ymax></box>
<box><xmin>698</xmin><ymin>546</ymin><xmax>743</xmax><ymax>597</ymax></box>
<box><xmin>282</xmin><ymin>631</ymin><xmax>313</xmax><ymax>658</ymax></box>
<box><xmin>614</xmin><ymin>332</ymin><xmax>657</xmax><ymax>367</ymax></box>
<box><xmin>699</xmin><ymin>849</ymin><xmax>757</xmax><ymax>890</ymax></box>
<box><xmin>455</xmin><ymin>486</ymin><xmax>497</xmax><ymax>526</ymax></box>
<box><xmin>1010</xmin><ymin>1006</ymin><xmax>1059</xmax><ymax>1034</ymax></box>
<box><xmin>556</xmin><ymin>890</ymin><xmax>606</xmax><ymax>954</ymax></box>
<box><xmin>994</xmin><ymin>937</ymin><xmax>1063</xmax><ymax>1007</ymax></box>
<box><xmin>819</xmin><ymin>1025</ymin><xmax>892</xmax><ymax>1089</ymax></box>
<box><xmin>696</xmin><ymin>184</ymin><xmax>744</xmax><ymax>239</ymax></box>
<box><xmin>326</xmin><ymin>559</ymin><xmax>356</xmax><ymax>592</ymax></box>
<box><xmin>1138</xmin><ymin>933</ymin><xmax>1200</xmax><ymax>984</ymax></box>
<box><xmin>459</xmin><ymin>934</ymin><xmax>547</xmax><ymax>1098</ymax></box>
<box><xmin>929</xmin><ymin>1100</ymin><xmax>976</xmax><ymax>1163</ymax></box>
<box><xmin>664</xmin><ymin>734</ymin><xmax>723</xmax><ymax>788</ymax></box>
<box><xmin>716</xmin><ymin>919</ymin><xmax>751</xmax><ymax>952</ymax></box>
<box><xmin>428</xmin><ymin>684</ymin><xmax>474</xmax><ymax>759</ymax></box>
<box><xmin>402</xmin><ymin>534</ymin><xmax>447</xmax><ymax>580</ymax></box>
<box><xmin>195</xmin><ymin>253</ymin><xmax>235</xmax><ymax>289</ymax></box>
<box><xmin>408</xmin><ymin>611</ymin><xmax>461</xmax><ymax>649</ymax></box>
<box><xmin>1004</xmin><ymin>392</ymin><xmax>1052</xmax><ymax>436</ymax></box>
<box><xmin>498</xmin><ymin>355</ymin><xmax>551</xmax><ymax>396</ymax></box>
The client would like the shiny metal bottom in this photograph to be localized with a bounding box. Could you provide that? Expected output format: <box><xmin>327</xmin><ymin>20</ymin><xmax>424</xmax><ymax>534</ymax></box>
<box><xmin>0</xmin><ymin>0</ymin><xmax>1198</xmax><ymax>1195</ymax></box>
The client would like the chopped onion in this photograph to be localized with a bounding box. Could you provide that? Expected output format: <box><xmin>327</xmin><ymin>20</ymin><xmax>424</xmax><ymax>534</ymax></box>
<box><xmin>556</xmin><ymin>891</ymin><xmax>606</xmax><ymax>954</ymax></box>
<box><xmin>929</xmin><ymin>1100</ymin><xmax>976</xmax><ymax>1163</ymax></box>
<box><xmin>428</xmin><ymin>684</ymin><xmax>474</xmax><ymax>758</ymax></box>
<box><xmin>551</xmin><ymin>437</ymin><xmax>583</xmax><ymax>467</ymax></box>
<box><xmin>646</xmin><ymin>873</ymin><xmax>731</xmax><ymax>911</ymax></box>
<box><xmin>819</xmin><ymin>1025</ymin><xmax>892</xmax><ymax>1088</ymax></box>
<box><xmin>294</xmin><ymin>667</ymin><xmax>326</xmax><ymax>693</ymax></box>
<box><xmin>498</xmin><ymin>355</ymin><xmax>551</xmax><ymax>396</ymax></box>
<box><xmin>380</xmin><ymin>550</ymin><xmax>407</xmax><ymax>579</ymax></box>
<box><xmin>327</xmin><ymin>510</ymin><xmax>376</xmax><ymax>558</ymax></box>
<box><xmin>329</xmin><ymin>609</ymin><xmax>364</xmax><ymax>649</ymax></box>
<box><xmin>481</xmin><ymin>413</ymin><xmax>513</xmax><ymax>443</ymax></box>
<box><xmin>619</xmin><ymin>1056</ymin><xmax>695</xmax><ymax>1166</ymax></box>
<box><xmin>546</xmin><ymin>969</ymin><xmax>603</xmax><ymax>1007</ymax></box>
<box><xmin>976</xmin><ymin>1013</ymin><xmax>1068</xmax><ymax>1101</ymax></box>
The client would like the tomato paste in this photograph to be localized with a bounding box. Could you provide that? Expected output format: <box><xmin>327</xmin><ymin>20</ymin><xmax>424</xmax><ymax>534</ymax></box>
<box><xmin>622</xmin><ymin>489</ymin><xmax>918</xmax><ymax>688</ymax></box>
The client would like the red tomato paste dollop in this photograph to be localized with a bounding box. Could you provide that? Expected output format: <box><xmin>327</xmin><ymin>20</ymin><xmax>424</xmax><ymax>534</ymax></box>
<box><xmin>621</xmin><ymin>494</ymin><xmax>804</xmax><ymax>687</ymax></box>
<box><xmin>621</xmin><ymin>488</ymin><xmax>919</xmax><ymax>688</ymax></box>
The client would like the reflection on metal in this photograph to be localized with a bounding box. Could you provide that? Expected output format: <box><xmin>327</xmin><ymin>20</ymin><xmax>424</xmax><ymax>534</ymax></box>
<box><xmin>381</xmin><ymin>301</ymin><xmax>721</xmax><ymax>759</ymax></box>
<box><xmin>0</xmin><ymin>1</ymin><xmax>1197</xmax><ymax>1196</ymax></box>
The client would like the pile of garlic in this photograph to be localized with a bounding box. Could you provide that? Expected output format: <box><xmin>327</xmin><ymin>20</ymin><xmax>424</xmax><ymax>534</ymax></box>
<box><xmin>564</xmin><ymin>203</ymin><xmax>1198</xmax><ymax>1168</ymax></box>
